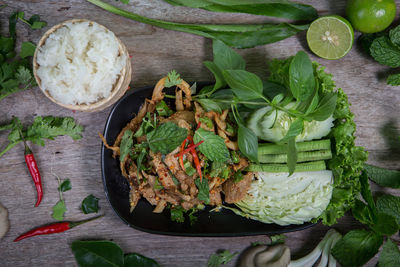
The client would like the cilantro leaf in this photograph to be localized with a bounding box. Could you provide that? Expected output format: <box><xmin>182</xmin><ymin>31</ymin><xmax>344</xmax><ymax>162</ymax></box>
<box><xmin>387</xmin><ymin>73</ymin><xmax>400</xmax><ymax>86</ymax></box>
<box><xmin>193</xmin><ymin>128</ymin><xmax>229</xmax><ymax>162</ymax></box>
<box><xmin>59</xmin><ymin>179</ymin><xmax>72</xmax><ymax>192</ymax></box>
<box><xmin>379</xmin><ymin>239</ymin><xmax>400</xmax><ymax>267</ymax></box>
<box><xmin>147</xmin><ymin>122</ymin><xmax>187</xmax><ymax>154</ymax></box>
<box><xmin>20</xmin><ymin>41</ymin><xmax>36</xmax><ymax>58</ymax></box>
<box><xmin>370</xmin><ymin>36</ymin><xmax>400</xmax><ymax>67</ymax></box>
<box><xmin>26</xmin><ymin>116</ymin><xmax>84</xmax><ymax>146</ymax></box>
<box><xmin>165</xmin><ymin>70</ymin><xmax>182</xmax><ymax>87</ymax></box>
<box><xmin>207</xmin><ymin>250</ymin><xmax>237</xmax><ymax>267</ymax></box>
<box><xmin>15</xmin><ymin>66</ymin><xmax>33</xmax><ymax>84</ymax></box>
<box><xmin>52</xmin><ymin>200</ymin><xmax>67</xmax><ymax>221</ymax></box>
<box><xmin>81</xmin><ymin>194</ymin><xmax>99</xmax><ymax>214</ymax></box>
<box><xmin>195</xmin><ymin>178</ymin><xmax>209</xmax><ymax>204</ymax></box>
<box><xmin>119</xmin><ymin>129</ymin><xmax>133</xmax><ymax>161</ymax></box>
<box><xmin>331</xmin><ymin>229</ymin><xmax>383</xmax><ymax>267</ymax></box>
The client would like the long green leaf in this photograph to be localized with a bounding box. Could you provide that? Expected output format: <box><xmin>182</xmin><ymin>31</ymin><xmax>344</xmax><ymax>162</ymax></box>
<box><xmin>87</xmin><ymin>0</ymin><xmax>308</xmax><ymax>48</ymax></box>
<box><xmin>71</xmin><ymin>240</ymin><xmax>124</xmax><ymax>267</ymax></box>
<box><xmin>163</xmin><ymin>0</ymin><xmax>318</xmax><ymax>21</ymax></box>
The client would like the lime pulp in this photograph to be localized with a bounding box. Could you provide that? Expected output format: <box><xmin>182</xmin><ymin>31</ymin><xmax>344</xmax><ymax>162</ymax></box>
<box><xmin>306</xmin><ymin>16</ymin><xmax>354</xmax><ymax>60</ymax></box>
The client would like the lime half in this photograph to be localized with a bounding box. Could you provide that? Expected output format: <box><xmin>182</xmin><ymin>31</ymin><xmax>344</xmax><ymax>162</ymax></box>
<box><xmin>307</xmin><ymin>16</ymin><xmax>354</xmax><ymax>60</ymax></box>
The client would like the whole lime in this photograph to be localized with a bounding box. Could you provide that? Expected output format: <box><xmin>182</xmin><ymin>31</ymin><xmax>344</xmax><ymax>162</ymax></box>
<box><xmin>346</xmin><ymin>0</ymin><xmax>396</xmax><ymax>33</ymax></box>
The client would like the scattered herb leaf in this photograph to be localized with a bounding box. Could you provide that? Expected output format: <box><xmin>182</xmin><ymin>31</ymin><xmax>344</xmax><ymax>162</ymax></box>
<box><xmin>52</xmin><ymin>200</ymin><xmax>67</xmax><ymax>221</ymax></box>
<box><xmin>364</xmin><ymin>164</ymin><xmax>400</xmax><ymax>188</ymax></box>
<box><xmin>207</xmin><ymin>250</ymin><xmax>238</xmax><ymax>267</ymax></box>
<box><xmin>379</xmin><ymin>239</ymin><xmax>400</xmax><ymax>267</ymax></box>
<box><xmin>59</xmin><ymin>179</ymin><xmax>71</xmax><ymax>192</ymax></box>
<box><xmin>81</xmin><ymin>194</ymin><xmax>99</xmax><ymax>214</ymax></box>
<box><xmin>165</xmin><ymin>70</ymin><xmax>182</xmax><ymax>87</ymax></box>
<box><xmin>193</xmin><ymin>128</ymin><xmax>229</xmax><ymax>162</ymax></box>
<box><xmin>195</xmin><ymin>178</ymin><xmax>209</xmax><ymax>204</ymax></box>
<box><xmin>147</xmin><ymin>122</ymin><xmax>187</xmax><ymax>154</ymax></box>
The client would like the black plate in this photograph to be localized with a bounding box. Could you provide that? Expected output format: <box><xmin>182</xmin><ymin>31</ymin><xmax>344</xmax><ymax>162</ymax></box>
<box><xmin>101</xmin><ymin>83</ymin><xmax>315</xmax><ymax>236</ymax></box>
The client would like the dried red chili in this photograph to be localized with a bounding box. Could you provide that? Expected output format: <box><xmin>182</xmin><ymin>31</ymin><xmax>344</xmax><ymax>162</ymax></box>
<box><xmin>20</xmin><ymin>130</ymin><xmax>43</xmax><ymax>207</ymax></box>
<box><xmin>14</xmin><ymin>215</ymin><xmax>103</xmax><ymax>242</ymax></box>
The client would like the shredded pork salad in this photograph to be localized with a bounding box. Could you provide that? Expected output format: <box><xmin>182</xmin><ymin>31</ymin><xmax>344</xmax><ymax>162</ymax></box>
<box><xmin>101</xmin><ymin>76</ymin><xmax>254</xmax><ymax>214</ymax></box>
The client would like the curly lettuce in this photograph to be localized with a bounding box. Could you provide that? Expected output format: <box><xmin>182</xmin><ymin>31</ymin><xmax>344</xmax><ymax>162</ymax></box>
<box><xmin>269</xmin><ymin>58</ymin><xmax>368</xmax><ymax>225</ymax></box>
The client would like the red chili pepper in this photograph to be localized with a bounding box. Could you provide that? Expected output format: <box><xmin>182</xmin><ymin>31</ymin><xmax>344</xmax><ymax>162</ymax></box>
<box><xmin>196</xmin><ymin>121</ymin><xmax>201</xmax><ymax>130</ymax></box>
<box><xmin>19</xmin><ymin>130</ymin><xmax>43</xmax><ymax>207</ymax></box>
<box><xmin>185</xmin><ymin>136</ymin><xmax>202</xmax><ymax>180</ymax></box>
<box><xmin>174</xmin><ymin>140</ymin><xmax>204</xmax><ymax>158</ymax></box>
<box><xmin>14</xmin><ymin>215</ymin><xmax>103</xmax><ymax>242</ymax></box>
<box><xmin>178</xmin><ymin>138</ymin><xmax>188</xmax><ymax>170</ymax></box>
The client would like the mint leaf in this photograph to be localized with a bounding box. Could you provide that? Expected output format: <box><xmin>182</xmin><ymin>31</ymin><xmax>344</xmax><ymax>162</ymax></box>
<box><xmin>376</xmin><ymin>194</ymin><xmax>400</xmax><ymax>224</ymax></box>
<box><xmin>207</xmin><ymin>250</ymin><xmax>237</xmax><ymax>267</ymax></box>
<box><xmin>52</xmin><ymin>200</ymin><xmax>67</xmax><ymax>221</ymax></box>
<box><xmin>289</xmin><ymin>51</ymin><xmax>315</xmax><ymax>101</ymax></box>
<box><xmin>120</xmin><ymin>129</ymin><xmax>133</xmax><ymax>161</ymax></box>
<box><xmin>147</xmin><ymin>122</ymin><xmax>187</xmax><ymax>154</ymax></box>
<box><xmin>193</xmin><ymin>128</ymin><xmax>229</xmax><ymax>162</ymax></box>
<box><xmin>165</xmin><ymin>70</ymin><xmax>182</xmax><ymax>87</ymax></box>
<box><xmin>20</xmin><ymin>41</ymin><xmax>36</xmax><ymax>58</ymax></box>
<box><xmin>370</xmin><ymin>213</ymin><xmax>399</xmax><ymax>236</ymax></box>
<box><xmin>81</xmin><ymin>194</ymin><xmax>99</xmax><ymax>214</ymax></box>
<box><xmin>387</xmin><ymin>73</ymin><xmax>400</xmax><ymax>86</ymax></box>
<box><xmin>352</xmin><ymin>199</ymin><xmax>375</xmax><ymax>226</ymax></box>
<box><xmin>379</xmin><ymin>239</ymin><xmax>400</xmax><ymax>267</ymax></box>
<box><xmin>195</xmin><ymin>178</ymin><xmax>209</xmax><ymax>204</ymax></box>
<box><xmin>331</xmin><ymin>229</ymin><xmax>383</xmax><ymax>267</ymax></box>
<box><xmin>59</xmin><ymin>179</ymin><xmax>71</xmax><ymax>192</ymax></box>
<box><xmin>389</xmin><ymin>25</ymin><xmax>400</xmax><ymax>47</ymax></box>
<box><xmin>370</xmin><ymin>36</ymin><xmax>400</xmax><ymax>67</ymax></box>
<box><xmin>223</xmin><ymin>69</ymin><xmax>264</xmax><ymax>101</ymax></box>
<box><xmin>364</xmin><ymin>164</ymin><xmax>400</xmax><ymax>188</ymax></box>
<box><xmin>124</xmin><ymin>253</ymin><xmax>159</xmax><ymax>267</ymax></box>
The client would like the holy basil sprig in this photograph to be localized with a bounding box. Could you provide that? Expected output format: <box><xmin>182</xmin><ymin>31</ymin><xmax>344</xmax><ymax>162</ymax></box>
<box><xmin>331</xmin><ymin>171</ymin><xmax>400</xmax><ymax>267</ymax></box>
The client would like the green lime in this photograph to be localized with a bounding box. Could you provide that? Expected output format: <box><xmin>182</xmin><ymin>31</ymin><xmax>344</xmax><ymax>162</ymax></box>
<box><xmin>346</xmin><ymin>0</ymin><xmax>396</xmax><ymax>33</ymax></box>
<box><xmin>306</xmin><ymin>16</ymin><xmax>354</xmax><ymax>60</ymax></box>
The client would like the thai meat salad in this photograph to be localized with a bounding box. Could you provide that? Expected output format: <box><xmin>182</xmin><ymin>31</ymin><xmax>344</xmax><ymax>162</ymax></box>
<box><xmin>102</xmin><ymin>40</ymin><xmax>367</xmax><ymax>226</ymax></box>
<box><xmin>101</xmin><ymin>75</ymin><xmax>254</xmax><ymax>215</ymax></box>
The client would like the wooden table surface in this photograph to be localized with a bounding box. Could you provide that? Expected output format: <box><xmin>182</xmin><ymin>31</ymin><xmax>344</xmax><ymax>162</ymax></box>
<box><xmin>0</xmin><ymin>1</ymin><xmax>399</xmax><ymax>266</ymax></box>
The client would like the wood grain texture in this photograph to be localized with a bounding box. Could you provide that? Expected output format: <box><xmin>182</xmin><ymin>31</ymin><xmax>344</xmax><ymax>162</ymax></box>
<box><xmin>0</xmin><ymin>0</ymin><xmax>399</xmax><ymax>266</ymax></box>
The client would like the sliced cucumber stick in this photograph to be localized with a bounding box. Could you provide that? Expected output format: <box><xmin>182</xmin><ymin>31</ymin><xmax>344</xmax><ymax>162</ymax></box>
<box><xmin>258</xmin><ymin>139</ymin><xmax>331</xmax><ymax>155</ymax></box>
<box><xmin>246</xmin><ymin>160</ymin><xmax>326</xmax><ymax>172</ymax></box>
<box><xmin>259</xmin><ymin>149</ymin><xmax>332</xmax><ymax>163</ymax></box>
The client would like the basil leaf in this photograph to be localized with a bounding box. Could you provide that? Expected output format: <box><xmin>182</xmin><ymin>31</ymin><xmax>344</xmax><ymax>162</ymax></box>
<box><xmin>237</xmin><ymin>124</ymin><xmax>258</xmax><ymax>163</ymax></box>
<box><xmin>195</xmin><ymin>178</ymin><xmax>210</xmax><ymax>204</ymax></box>
<box><xmin>370</xmin><ymin>213</ymin><xmax>399</xmax><ymax>236</ymax></box>
<box><xmin>209</xmin><ymin>89</ymin><xmax>234</xmax><ymax>110</ymax></box>
<box><xmin>376</xmin><ymin>194</ymin><xmax>400</xmax><ymax>224</ymax></box>
<box><xmin>193</xmin><ymin>128</ymin><xmax>229</xmax><ymax>162</ymax></box>
<box><xmin>280</xmin><ymin>118</ymin><xmax>303</xmax><ymax>143</ymax></box>
<box><xmin>52</xmin><ymin>200</ymin><xmax>67</xmax><ymax>221</ymax></box>
<box><xmin>364</xmin><ymin>164</ymin><xmax>400</xmax><ymax>188</ymax></box>
<box><xmin>81</xmin><ymin>194</ymin><xmax>99</xmax><ymax>214</ymax></box>
<box><xmin>379</xmin><ymin>239</ymin><xmax>400</xmax><ymax>267</ymax></box>
<box><xmin>164</xmin><ymin>0</ymin><xmax>317</xmax><ymax>21</ymax></box>
<box><xmin>71</xmin><ymin>240</ymin><xmax>124</xmax><ymax>267</ymax></box>
<box><xmin>203</xmin><ymin>61</ymin><xmax>225</xmax><ymax>91</ymax></box>
<box><xmin>195</xmin><ymin>98</ymin><xmax>222</xmax><ymax>113</ymax></box>
<box><xmin>223</xmin><ymin>69</ymin><xmax>264</xmax><ymax>100</ymax></box>
<box><xmin>59</xmin><ymin>179</ymin><xmax>71</xmax><ymax>192</ymax></box>
<box><xmin>287</xmin><ymin>137</ymin><xmax>297</xmax><ymax>176</ymax></box>
<box><xmin>307</xmin><ymin>92</ymin><xmax>337</xmax><ymax>121</ymax></box>
<box><xmin>147</xmin><ymin>122</ymin><xmax>187</xmax><ymax>154</ymax></box>
<box><xmin>213</xmin><ymin>39</ymin><xmax>245</xmax><ymax>70</ymax></box>
<box><xmin>119</xmin><ymin>130</ymin><xmax>133</xmax><ymax>161</ymax></box>
<box><xmin>263</xmin><ymin>81</ymin><xmax>288</xmax><ymax>101</ymax></box>
<box><xmin>331</xmin><ymin>229</ymin><xmax>383</xmax><ymax>267</ymax></box>
<box><xmin>124</xmin><ymin>253</ymin><xmax>159</xmax><ymax>267</ymax></box>
<box><xmin>289</xmin><ymin>51</ymin><xmax>315</xmax><ymax>101</ymax></box>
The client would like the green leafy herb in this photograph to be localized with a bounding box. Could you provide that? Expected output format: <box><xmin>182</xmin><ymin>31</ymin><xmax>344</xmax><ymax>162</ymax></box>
<box><xmin>71</xmin><ymin>240</ymin><xmax>124</xmax><ymax>267</ymax></box>
<box><xmin>88</xmin><ymin>0</ymin><xmax>309</xmax><ymax>49</ymax></box>
<box><xmin>124</xmin><ymin>253</ymin><xmax>159</xmax><ymax>267</ymax></box>
<box><xmin>370</xmin><ymin>36</ymin><xmax>400</xmax><ymax>68</ymax></box>
<box><xmin>59</xmin><ymin>179</ymin><xmax>71</xmax><ymax>192</ymax></box>
<box><xmin>379</xmin><ymin>239</ymin><xmax>400</xmax><ymax>267</ymax></box>
<box><xmin>209</xmin><ymin>161</ymin><xmax>230</xmax><ymax>179</ymax></box>
<box><xmin>331</xmin><ymin>229</ymin><xmax>383</xmax><ymax>267</ymax></box>
<box><xmin>164</xmin><ymin>0</ymin><xmax>317</xmax><ymax>21</ymax></box>
<box><xmin>195</xmin><ymin>178</ymin><xmax>209</xmax><ymax>204</ymax></box>
<box><xmin>165</xmin><ymin>70</ymin><xmax>182</xmax><ymax>87</ymax></box>
<box><xmin>199</xmin><ymin>117</ymin><xmax>214</xmax><ymax>129</ymax></box>
<box><xmin>52</xmin><ymin>200</ymin><xmax>67</xmax><ymax>221</ymax></box>
<box><xmin>155</xmin><ymin>100</ymin><xmax>173</xmax><ymax>117</ymax></box>
<box><xmin>233</xmin><ymin>171</ymin><xmax>244</xmax><ymax>183</ymax></box>
<box><xmin>134</xmin><ymin>112</ymin><xmax>156</xmax><ymax>137</ymax></box>
<box><xmin>119</xmin><ymin>129</ymin><xmax>134</xmax><ymax>161</ymax></box>
<box><xmin>193</xmin><ymin>128</ymin><xmax>229</xmax><ymax>162</ymax></box>
<box><xmin>195</xmin><ymin>98</ymin><xmax>222</xmax><ymax>113</ymax></box>
<box><xmin>147</xmin><ymin>122</ymin><xmax>187</xmax><ymax>154</ymax></box>
<box><xmin>237</xmin><ymin>124</ymin><xmax>258</xmax><ymax>163</ymax></box>
<box><xmin>364</xmin><ymin>164</ymin><xmax>400</xmax><ymax>188</ymax></box>
<box><xmin>223</xmin><ymin>69</ymin><xmax>264</xmax><ymax>101</ymax></box>
<box><xmin>0</xmin><ymin>116</ymin><xmax>84</xmax><ymax>158</ymax></box>
<box><xmin>387</xmin><ymin>73</ymin><xmax>400</xmax><ymax>86</ymax></box>
<box><xmin>20</xmin><ymin>42</ymin><xmax>36</xmax><ymax>58</ymax></box>
<box><xmin>81</xmin><ymin>194</ymin><xmax>99</xmax><ymax>214</ymax></box>
<box><xmin>289</xmin><ymin>51</ymin><xmax>315</xmax><ymax>101</ymax></box>
<box><xmin>207</xmin><ymin>250</ymin><xmax>238</xmax><ymax>267</ymax></box>
<box><xmin>170</xmin><ymin>206</ymin><xmax>185</xmax><ymax>223</ymax></box>
<box><xmin>10</xmin><ymin>11</ymin><xmax>47</xmax><ymax>31</ymax></box>
<box><xmin>376</xmin><ymin>194</ymin><xmax>400</xmax><ymax>224</ymax></box>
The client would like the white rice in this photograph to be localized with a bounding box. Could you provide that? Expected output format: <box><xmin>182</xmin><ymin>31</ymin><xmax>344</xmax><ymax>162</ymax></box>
<box><xmin>36</xmin><ymin>21</ymin><xmax>127</xmax><ymax>105</ymax></box>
